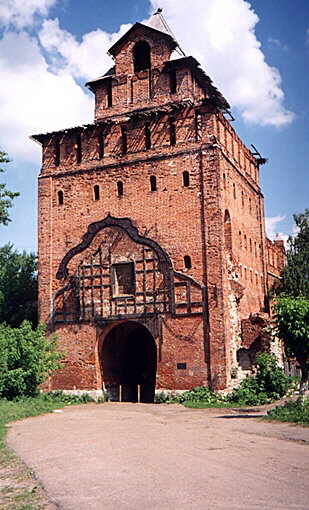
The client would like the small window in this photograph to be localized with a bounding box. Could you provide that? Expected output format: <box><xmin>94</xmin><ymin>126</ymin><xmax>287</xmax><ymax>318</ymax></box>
<box><xmin>54</xmin><ymin>137</ymin><xmax>60</xmax><ymax>166</ymax></box>
<box><xmin>133</xmin><ymin>41</ymin><xmax>151</xmax><ymax>73</ymax></box>
<box><xmin>183</xmin><ymin>171</ymin><xmax>190</xmax><ymax>187</ymax></box>
<box><xmin>117</xmin><ymin>181</ymin><xmax>123</xmax><ymax>197</ymax></box>
<box><xmin>94</xmin><ymin>185</ymin><xmax>100</xmax><ymax>201</ymax></box>
<box><xmin>75</xmin><ymin>133</ymin><xmax>82</xmax><ymax>164</ymax></box>
<box><xmin>223</xmin><ymin>173</ymin><xmax>226</xmax><ymax>190</ymax></box>
<box><xmin>241</xmin><ymin>190</ymin><xmax>244</xmax><ymax>207</ymax></box>
<box><xmin>239</xmin><ymin>231</ymin><xmax>242</xmax><ymax>248</ymax></box>
<box><xmin>112</xmin><ymin>262</ymin><xmax>135</xmax><ymax>296</ymax></box>
<box><xmin>107</xmin><ymin>80</ymin><xmax>112</xmax><ymax>108</ymax></box>
<box><xmin>249</xmin><ymin>238</ymin><xmax>252</xmax><ymax>252</ymax></box>
<box><xmin>170</xmin><ymin>117</ymin><xmax>176</xmax><ymax>146</ymax></box>
<box><xmin>98</xmin><ymin>131</ymin><xmax>104</xmax><ymax>159</ymax></box>
<box><xmin>177</xmin><ymin>363</ymin><xmax>187</xmax><ymax>370</ymax></box>
<box><xmin>121</xmin><ymin>126</ymin><xmax>127</xmax><ymax>155</ymax></box>
<box><xmin>150</xmin><ymin>175</ymin><xmax>157</xmax><ymax>192</ymax></box>
<box><xmin>184</xmin><ymin>255</ymin><xmax>192</xmax><ymax>269</ymax></box>
<box><xmin>233</xmin><ymin>183</ymin><xmax>236</xmax><ymax>199</ymax></box>
<box><xmin>145</xmin><ymin>123</ymin><xmax>151</xmax><ymax>150</ymax></box>
<box><xmin>57</xmin><ymin>190</ymin><xmax>64</xmax><ymax>205</ymax></box>
<box><xmin>224</xmin><ymin>210</ymin><xmax>232</xmax><ymax>252</ymax></box>
<box><xmin>244</xmin><ymin>234</ymin><xmax>247</xmax><ymax>250</ymax></box>
<box><xmin>249</xmin><ymin>197</ymin><xmax>252</xmax><ymax>214</ymax></box>
<box><xmin>170</xmin><ymin>69</ymin><xmax>177</xmax><ymax>94</ymax></box>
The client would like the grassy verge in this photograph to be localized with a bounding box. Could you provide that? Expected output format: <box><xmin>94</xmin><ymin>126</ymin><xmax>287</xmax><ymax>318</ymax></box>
<box><xmin>0</xmin><ymin>393</ymin><xmax>99</xmax><ymax>509</ymax></box>
<box><xmin>263</xmin><ymin>397</ymin><xmax>309</xmax><ymax>426</ymax></box>
<box><xmin>182</xmin><ymin>401</ymin><xmax>239</xmax><ymax>409</ymax></box>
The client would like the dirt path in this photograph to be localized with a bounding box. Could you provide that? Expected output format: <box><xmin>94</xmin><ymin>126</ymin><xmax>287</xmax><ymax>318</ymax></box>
<box><xmin>6</xmin><ymin>403</ymin><xmax>309</xmax><ymax>509</ymax></box>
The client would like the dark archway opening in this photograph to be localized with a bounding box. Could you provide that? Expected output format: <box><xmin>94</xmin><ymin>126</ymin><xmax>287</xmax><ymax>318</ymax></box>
<box><xmin>133</xmin><ymin>41</ymin><xmax>151</xmax><ymax>72</ymax></box>
<box><xmin>102</xmin><ymin>322</ymin><xmax>157</xmax><ymax>403</ymax></box>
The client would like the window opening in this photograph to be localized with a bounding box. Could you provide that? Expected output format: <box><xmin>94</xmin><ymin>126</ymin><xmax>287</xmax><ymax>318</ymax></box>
<box><xmin>223</xmin><ymin>173</ymin><xmax>226</xmax><ymax>190</ymax></box>
<box><xmin>183</xmin><ymin>171</ymin><xmax>190</xmax><ymax>187</ymax></box>
<box><xmin>184</xmin><ymin>255</ymin><xmax>192</xmax><ymax>269</ymax></box>
<box><xmin>117</xmin><ymin>181</ymin><xmax>124</xmax><ymax>197</ymax></box>
<box><xmin>112</xmin><ymin>262</ymin><xmax>135</xmax><ymax>296</ymax></box>
<box><xmin>170</xmin><ymin>116</ymin><xmax>176</xmax><ymax>146</ymax></box>
<box><xmin>75</xmin><ymin>133</ymin><xmax>82</xmax><ymax>164</ymax></box>
<box><xmin>98</xmin><ymin>131</ymin><xmax>104</xmax><ymax>159</ymax></box>
<box><xmin>121</xmin><ymin>126</ymin><xmax>127</xmax><ymax>154</ymax></box>
<box><xmin>150</xmin><ymin>175</ymin><xmax>157</xmax><ymax>192</ymax></box>
<box><xmin>133</xmin><ymin>41</ymin><xmax>151</xmax><ymax>73</ymax></box>
<box><xmin>57</xmin><ymin>190</ymin><xmax>64</xmax><ymax>206</ymax></box>
<box><xmin>145</xmin><ymin>122</ymin><xmax>151</xmax><ymax>150</ymax></box>
<box><xmin>241</xmin><ymin>190</ymin><xmax>244</xmax><ymax>207</ymax></box>
<box><xmin>170</xmin><ymin>69</ymin><xmax>177</xmax><ymax>94</ymax></box>
<box><xmin>94</xmin><ymin>185</ymin><xmax>100</xmax><ymax>201</ymax></box>
<box><xmin>107</xmin><ymin>80</ymin><xmax>113</xmax><ymax>107</ymax></box>
<box><xmin>233</xmin><ymin>183</ymin><xmax>236</xmax><ymax>199</ymax></box>
<box><xmin>54</xmin><ymin>137</ymin><xmax>60</xmax><ymax>166</ymax></box>
<box><xmin>224</xmin><ymin>210</ymin><xmax>232</xmax><ymax>252</ymax></box>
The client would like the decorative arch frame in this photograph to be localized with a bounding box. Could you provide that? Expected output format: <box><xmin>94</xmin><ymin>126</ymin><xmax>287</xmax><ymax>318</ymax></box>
<box><xmin>56</xmin><ymin>214</ymin><xmax>173</xmax><ymax>280</ymax></box>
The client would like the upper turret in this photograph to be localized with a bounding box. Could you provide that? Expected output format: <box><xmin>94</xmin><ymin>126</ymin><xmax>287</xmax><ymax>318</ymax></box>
<box><xmin>86</xmin><ymin>9</ymin><xmax>229</xmax><ymax>120</ymax></box>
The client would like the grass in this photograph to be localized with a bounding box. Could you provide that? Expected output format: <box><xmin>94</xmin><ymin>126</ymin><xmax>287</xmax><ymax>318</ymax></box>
<box><xmin>0</xmin><ymin>393</ymin><xmax>99</xmax><ymax>509</ymax></box>
<box><xmin>182</xmin><ymin>401</ymin><xmax>240</xmax><ymax>409</ymax></box>
<box><xmin>263</xmin><ymin>397</ymin><xmax>309</xmax><ymax>426</ymax></box>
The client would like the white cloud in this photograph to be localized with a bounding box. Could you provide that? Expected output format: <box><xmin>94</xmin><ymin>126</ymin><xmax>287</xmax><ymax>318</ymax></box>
<box><xmin>265</xmin><ymin>215</ymin><xmax>289</xmax><ymax>246</ymax></box>
<box><xmin>39</xmin><ymin>18</ymin><xmax>131</xmax><ymax>80</ymax></box>
<box><xmin>268</xmin><ymin>37</ymin><xmax>288</xmax><ymax>52</ymax></box>
<box><xmin>0</xmin><ymin>0</ymin><xmax>57</xmax><ymax>29</ymax></box>
<box><xmin>0</xmin><ymin>31</ymin><xmax>93</xmax><ymax>162</ymax></box>
<box><xmin>149</xmin><ymin>0</ymin><xmax>294</xmax><ymax>127</ymax></box>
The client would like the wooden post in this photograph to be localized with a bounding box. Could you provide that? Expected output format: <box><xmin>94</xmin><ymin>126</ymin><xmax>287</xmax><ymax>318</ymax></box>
<box><xmin>137</xmin><ymin>384</ymin><xmax>141</xmax><ymax>403</ymax></box>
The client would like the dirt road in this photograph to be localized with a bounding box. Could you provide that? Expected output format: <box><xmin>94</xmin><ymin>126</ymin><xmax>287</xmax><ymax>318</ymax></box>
<box><xmin>6</xmin><ymin>403</ymin><xmax>309</xmax><ymax>509</ymax></box>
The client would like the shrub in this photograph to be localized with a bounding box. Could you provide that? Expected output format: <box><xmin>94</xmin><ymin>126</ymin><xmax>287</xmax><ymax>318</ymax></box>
<box><xmin>0</xmin><ymin>321</ymin><xmax>61</xmax><ymax>400</ymax></box>
<box><xmin>174</xmin><ymin>386</ymin><xmax>223</xmax><ymax>404</ymax></box>
<box><xmin>154</xmin><ymin>391</ymin><xmax>171</xmax><ymax>404</ymax></box>
<box><xmin>265</xmin><ymin>397</ymin><xmax>309</xmax><ymax>425</ymax></box>
<box><xmin>227</xmin><ymin>353</ymin><xmax>290</xmax><ymax>405</ymax></box>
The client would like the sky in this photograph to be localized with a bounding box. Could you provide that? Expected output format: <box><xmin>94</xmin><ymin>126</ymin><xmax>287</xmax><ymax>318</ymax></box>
<box><xmin>0</xmin><ymin>0</ymin><xmax>308</xmax><ymax>253</ymax></box>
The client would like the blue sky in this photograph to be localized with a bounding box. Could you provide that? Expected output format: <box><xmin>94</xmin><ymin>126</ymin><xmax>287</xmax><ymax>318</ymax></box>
<box><xmin>0</xmin><ymin>0</ymin><xmax>308</xmax><ymax>253</ymax></box>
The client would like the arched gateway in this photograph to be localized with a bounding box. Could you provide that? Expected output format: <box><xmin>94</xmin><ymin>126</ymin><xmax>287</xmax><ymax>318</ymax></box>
<box><xmin>101</xmin><ymin>321</ymin><xmax>157</xmax><ymax>403</ymax></box>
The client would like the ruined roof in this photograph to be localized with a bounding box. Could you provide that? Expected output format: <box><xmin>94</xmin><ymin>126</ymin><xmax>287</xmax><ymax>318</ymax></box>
<box><xmin>164</xmin><ymin>57</ymin><xmax>230</xmax><ymax>110</ymax></box>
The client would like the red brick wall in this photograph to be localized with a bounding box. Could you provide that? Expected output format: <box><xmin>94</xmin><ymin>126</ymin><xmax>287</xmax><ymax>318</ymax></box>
<box><xmin>37</xmin><ymin>26</ymin><xmax>272</xmax><ymax>392</ymax></box>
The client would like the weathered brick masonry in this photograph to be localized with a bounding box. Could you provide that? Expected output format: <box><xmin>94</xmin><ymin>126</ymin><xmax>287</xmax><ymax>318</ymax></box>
<box><xmin>32</xmin><ymin>11</ymin><xmax>284</xmax><ymax>400</ymax></box>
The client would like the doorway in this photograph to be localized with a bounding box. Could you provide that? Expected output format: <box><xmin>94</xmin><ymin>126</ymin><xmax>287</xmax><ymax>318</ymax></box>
<box><xmin>102</xmin><ymin>322</ymin><xmax>157</xmax><ymax>403</ymax></box>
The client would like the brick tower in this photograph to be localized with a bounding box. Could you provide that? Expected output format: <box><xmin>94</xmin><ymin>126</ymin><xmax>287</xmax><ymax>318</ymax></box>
<box><xmin>32</xmin><ymin>10</ymin><xmax>284</xmax><ymax>401</ymax></box>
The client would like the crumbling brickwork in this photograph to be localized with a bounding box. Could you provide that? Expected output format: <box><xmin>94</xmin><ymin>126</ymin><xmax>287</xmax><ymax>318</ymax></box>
<box><xmin>33</xmin><ymin>13</ymin><xmax>284</xmax><ymax>399</ymax></box>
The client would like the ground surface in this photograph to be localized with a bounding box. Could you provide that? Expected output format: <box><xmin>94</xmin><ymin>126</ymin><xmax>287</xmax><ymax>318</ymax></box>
<box><xmin>6</xmin><ymin>403</ymin><xmax>309</xmax><ymax>510</ymax></box>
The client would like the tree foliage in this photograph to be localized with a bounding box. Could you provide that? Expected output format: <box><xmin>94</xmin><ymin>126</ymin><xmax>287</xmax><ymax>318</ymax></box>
<box><xmin>0</xmin><ymin>321</ymin><xmax>62</xmax><ymax>399</ymax></box>
<box><xmin>0</xmin><ymin>244</ymin><xmax>38</xmax><ymax>328</ymax></box>
<box><xmin>274</xmin><ymin>296</ymin><xmax>309</xmax><ymax>393</ymax></box>
<box><xmin>279</xmin><ymin>209</ymin><xmax>309</xmax><ymax>298</ymax></box>
<box><xmin>0</xmin><ymin>150</ymin><xmax>19</xmax><ymax>226</ymax></box>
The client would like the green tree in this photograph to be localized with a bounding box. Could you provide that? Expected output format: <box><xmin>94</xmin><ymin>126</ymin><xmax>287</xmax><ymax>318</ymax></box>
<box><xmin>0</xmin><ymin>150</ymin><xmax>19</xmax><ymax>226</ymax></box>
<box><xmin>0</xmin><ymin>244</ymin><xmax>38</xmax><ymax>328</ymax></box>
<box><xmin>274</xmin><ymin>297</ymin><xmax>309</xmax><ymax>394</ymax></box>
<box><xmin>279</xmin><ymin>209</ymin><xmax>309</xmax><ymax>298</ymax></box>
<box><xmin>0</xmin><ymin>321</ymin><xmax>61</xmax><ymax>399</ymax></box>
